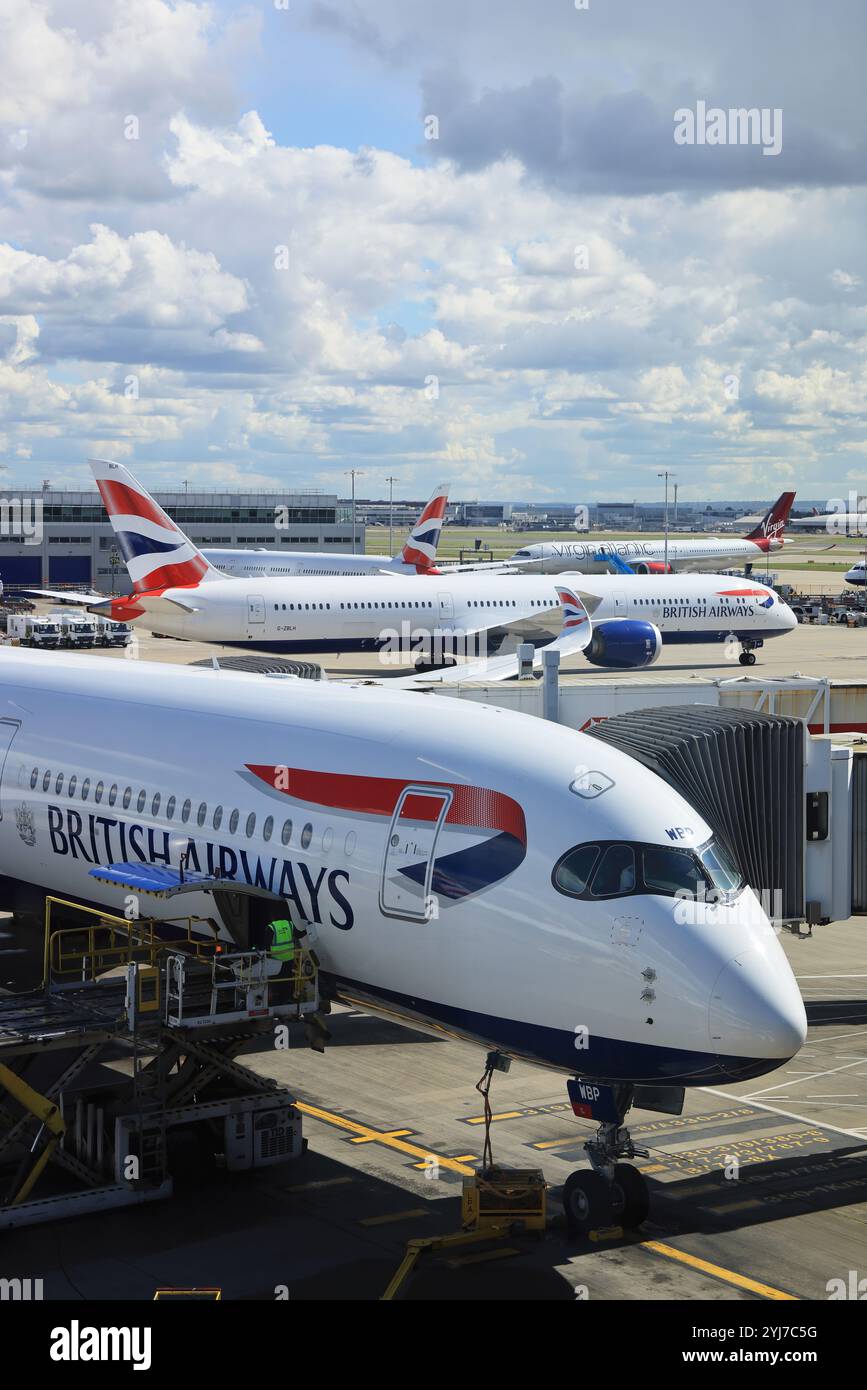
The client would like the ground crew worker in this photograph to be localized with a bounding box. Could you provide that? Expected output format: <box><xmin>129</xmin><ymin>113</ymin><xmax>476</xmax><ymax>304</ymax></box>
<box><xmin>268</xmin><ymin>917</ymin><xmax>296</xmax><ymax>975</ymax></box>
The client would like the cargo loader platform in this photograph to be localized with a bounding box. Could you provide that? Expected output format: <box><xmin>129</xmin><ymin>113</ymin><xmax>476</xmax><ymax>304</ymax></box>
<box><xmin>0</xmin><ymin>884</ymin><xmax>323</xmax><ymax>1229</ymax></box>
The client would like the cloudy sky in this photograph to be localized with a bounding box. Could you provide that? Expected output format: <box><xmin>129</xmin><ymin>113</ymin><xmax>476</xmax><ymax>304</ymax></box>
<box><xmin>1</xmin><ymin>0</ymin><xmax>866</xmax><ymax>502</ymax></box>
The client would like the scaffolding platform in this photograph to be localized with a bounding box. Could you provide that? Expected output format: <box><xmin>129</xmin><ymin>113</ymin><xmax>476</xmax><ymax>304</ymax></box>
<box><xmin>0</xmin><ymin>883</ymin><xmax>324</xmax><ymax>1229</ymax></box>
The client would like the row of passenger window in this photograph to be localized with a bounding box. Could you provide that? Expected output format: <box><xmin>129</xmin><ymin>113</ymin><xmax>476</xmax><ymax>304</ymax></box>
<box><xmin>273</xmin><ymin>599</ymin><xmax>438</xmax><ymax>611</ymax></box>
<box><xmin>271</xmin><ymin>598</ymin><xmax>553</xmax><ymax>612</ymax></box>
<box><xmin>28</xmin><ymin>767</ymin><xmax>310</xmax><ymax>847</ymax></box>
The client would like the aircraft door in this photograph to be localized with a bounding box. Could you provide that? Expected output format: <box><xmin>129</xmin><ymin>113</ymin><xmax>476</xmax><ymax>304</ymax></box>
<box><xmin>380</xmin><ymin>785</ymin><xmax>452</xmax><ymax>921</ymax></box>
<box><xmin>247</xmin><ymin>595</ymin><xmax>266</xmax><ymax>624</ymax></box>
<box><xmin>0</xmin><ymin>720</ymin><xmax>21</xmax><ymax>822</ymax></box>
<box><xmin>612</xmin><ymin>590</ymin><xmax>628</xmax><ymax>616</ymax></box>
<box><xmin>438</xmin><ymin>592</ymin><xmax>454</xmax><ymax>624</ymax></box>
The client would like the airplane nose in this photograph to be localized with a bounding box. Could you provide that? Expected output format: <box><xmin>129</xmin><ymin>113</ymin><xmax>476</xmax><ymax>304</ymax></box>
<box><xmin>709</xmin><ymin>948</ymin><xmax>807</xmax><ymax>1061</ymax></box>
<box><xmin>778</xmin><ymin>600</ymin><xmax>797</xmax><ymax>630</ymax></box>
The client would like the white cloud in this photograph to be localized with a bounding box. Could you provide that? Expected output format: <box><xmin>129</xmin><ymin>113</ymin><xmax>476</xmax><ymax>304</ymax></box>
<box><xmin>1</xmin><ymin>3</ymin><xmax>867</xmax><ymax>498</ymax></box>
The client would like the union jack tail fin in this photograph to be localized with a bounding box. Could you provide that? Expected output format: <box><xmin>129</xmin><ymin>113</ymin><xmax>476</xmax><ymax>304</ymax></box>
<box><xmin>745</xmin><ymin>491</ymin><xmax>796</xmax><ymax>547</ymax></box>
<box><xmin>90</xmin><ymin>459</ymin><xmax>228</xmax><ymax>593</ymax></box>
<box><xmin>400</xmin><ymin>485</ymin><xmax>449</xmax><ymax>571</ymax></box>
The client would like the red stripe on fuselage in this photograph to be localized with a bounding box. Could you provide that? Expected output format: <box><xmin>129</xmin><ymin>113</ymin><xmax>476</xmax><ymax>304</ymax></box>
<box><xmin>245</xmin><ymin>765</ymin><xmax>526</xmax><ymax>843</ymax></box>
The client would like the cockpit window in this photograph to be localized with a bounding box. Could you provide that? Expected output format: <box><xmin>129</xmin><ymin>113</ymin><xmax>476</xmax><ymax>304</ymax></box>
<box><xmin>553</xmin><ymin>836</ymin><xmax>744</xmax><ymax>903</ymax></box>
<box><xmin>554</xmin><ymin>844</ymin><xmax>600</xmax><ymax>895</ymax></box>
<box><xmin>643</xmin><ymin>847</ymin><xmax>706</xmax><ymax>897</ymax></box>
<box><xmin>699</xmin><ymin>839</ymin><xmax>743</xmax><ymax>894</ymax></box>
<box><xmin>590</xmin><ymin>844</ymin><xmax>636</xmax><ymax>897</ymax></box>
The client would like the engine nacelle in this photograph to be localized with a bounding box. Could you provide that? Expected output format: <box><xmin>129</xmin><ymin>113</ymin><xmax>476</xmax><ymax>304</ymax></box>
<box><xmin>632</xmin><ymin>560</ymin><xmax>672</xmax><ymax>575</ymax></box>
<box><xmin>584</xmin><ymin>619</ymin><xmax>663</xmax><ymax>669</ymax></box>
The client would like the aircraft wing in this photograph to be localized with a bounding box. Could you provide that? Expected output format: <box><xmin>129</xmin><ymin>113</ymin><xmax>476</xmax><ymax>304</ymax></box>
<box><xmin>390</xmin><ymin>584</ymin><xmax>598</xmax><ymax>686</ymax></box>
<box><xmin>434</xmin><ymin>557</ymin><xmax>542</xmax><ymax>574</ymax></box>
<box><xmin>20</xmin><ymin>588</ymin><xmax>104</xmax><ymax>605</ymax></box>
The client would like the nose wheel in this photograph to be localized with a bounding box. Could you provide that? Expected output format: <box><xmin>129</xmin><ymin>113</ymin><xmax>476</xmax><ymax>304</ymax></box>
<box><xmin>562</xmin><ymin>1083</ymin><xmax>651</xmax><ymax>1233</ymax></box>
<box><xmin>609</xmin><ymin>1162</ymin><xmax>650</xmax><ymax>1227</ymax></box>
<box><xmin>738</xmin><ymin>649</ymin><xmax>757</xmax><ymax>666</ymax></box>
<box><xmin>562</xmin><ymin>1169</ymin><xmax>613</xmax><ymax>1232</ymax></box>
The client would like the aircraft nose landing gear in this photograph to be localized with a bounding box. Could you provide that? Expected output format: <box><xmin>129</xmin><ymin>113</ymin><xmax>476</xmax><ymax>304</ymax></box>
<box><xmin>562</xmin><ymin>1081</ymin><xmax>650</xmax><ymax>1235</ymax></box>
<box><xmin>738</xmin><ymin>638</ymin><xmax>762</xmax><ymax>666</ymax></box>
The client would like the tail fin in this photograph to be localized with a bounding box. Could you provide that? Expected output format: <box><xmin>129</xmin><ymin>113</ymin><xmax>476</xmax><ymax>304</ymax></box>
<box><xmin>745</xmin><ymin>491</ymin><xmax>796</xmax><ymax>547</ymax></box>
<box><xmin>400</xmin><ymin>485</ymin><xmax>449</xmax><ymax>571</ymax></box>
<box><xmin>90</xmin><ymin>459</ymin><xmax>228</xmax><ymax>593</ymax></box>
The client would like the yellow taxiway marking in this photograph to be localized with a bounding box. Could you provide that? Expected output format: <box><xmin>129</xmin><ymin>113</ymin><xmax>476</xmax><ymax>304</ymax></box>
<box><xmin>411</xmin><ymin>1153</ymin><xmax>478</xmax><ymax>1169</ymax></box>
<box><xmin>359</xmin><ymin>1208</ymin><xmax>430</xmax><ymax>1227</ymax></box>
<box><xmin>465</xmin><ymin>1111</ymin><xmax>523</xmax><ymax>1124</ymax></box>
<box><xmin>351</xmin><ymin>1129</ymin><xmax>414</xmax><ymax>1145</ymax></box>
<box><xmin>641</xmin><ymin>1240</ymin><xmax>798</xmax><ymax>1300</ymax></box>
<box><xmin>295</xmin><ymin>1101</ymin><xmax>477</xmax><ymax>1176</ymax></box>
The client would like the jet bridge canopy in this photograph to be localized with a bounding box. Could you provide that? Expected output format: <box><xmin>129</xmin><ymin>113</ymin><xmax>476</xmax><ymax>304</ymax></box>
<box><xmin>587</xmin><ymin>705</ymin><xmax>805</xmax><ymax>924</ymax></box>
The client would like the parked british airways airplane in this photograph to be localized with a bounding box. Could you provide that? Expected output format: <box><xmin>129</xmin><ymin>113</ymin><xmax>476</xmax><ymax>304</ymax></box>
<box><xmin>86</xmin><ymin>461</ymin><xmax>796</xmax><ymax>669</ymax></box>
<box><xmin>510</xmin><ymin>493</ymin><xmax>795</xmax><ymax>575</ymax></box>
<box><xmin>0</xmin><ymin>647</ymin><xmax>806</xmax><ymax>1228</ymax></box>
<box><xmin>201</xmin><ymin>484</ymin><xmax>450</xmax><ymax>578</ymax></box>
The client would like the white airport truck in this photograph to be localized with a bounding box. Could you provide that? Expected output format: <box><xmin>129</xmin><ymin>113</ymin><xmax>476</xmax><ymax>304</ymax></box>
<box><xmin>5</xmin><ymin>614</ymin><xmax>62</xmax><ymax>648</ymax></box>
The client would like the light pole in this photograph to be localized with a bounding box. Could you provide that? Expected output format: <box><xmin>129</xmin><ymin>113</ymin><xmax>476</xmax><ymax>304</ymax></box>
<box><xmin>344</xmin><ymin>469</ymin><xmax>364</xmax><ymax>554</ymax></box>
<box><xmin>385</xmin><ymin>475</ymin><xmax>399</xmax><ymax>556</ymax></box>
<box><xmin>658</xmin><ymin>471</ymin><xmax>676</xmax><ymax>571</ymax></box>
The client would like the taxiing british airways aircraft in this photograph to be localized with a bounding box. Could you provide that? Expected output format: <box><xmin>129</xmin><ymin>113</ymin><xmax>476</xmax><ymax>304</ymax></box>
<box><xmin>87</xmin><ymin>461</ymin><xmax>796</xmax><ymax>669</ymax></box>
<box><xmin>201</xmin><ymin>485</ymin><xmax>450</xmax><ymax>578</ymax></box>
<box><xmin>0</xmin><ymin>647</ymin><xmax>807</xmax><ymax>1228</ymax></box>
<box><xmin>511</xmin><ymin>493</ymin><xmax>795</xmax><ymax>575</ymax></box>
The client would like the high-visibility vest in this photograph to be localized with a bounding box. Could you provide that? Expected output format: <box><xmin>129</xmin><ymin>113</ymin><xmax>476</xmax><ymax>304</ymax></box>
<box><xmin>269</xmin><ymin>919</ymin><xmax>295</xmax><ymax>961</ymax></box>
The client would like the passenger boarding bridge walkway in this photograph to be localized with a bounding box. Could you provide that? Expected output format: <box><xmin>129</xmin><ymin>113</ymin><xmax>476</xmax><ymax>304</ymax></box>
<box><xmin>0</xmin><ymin>880</ymin><xmax>323</xmax><ymax>1229</ymax></box>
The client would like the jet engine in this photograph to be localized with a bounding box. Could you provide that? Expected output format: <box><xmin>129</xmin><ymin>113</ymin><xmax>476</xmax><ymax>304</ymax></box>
<box><xmin>584</xmin><ymin>619</ymin><xmax>663</xmax><ymax>669</ymax></box>
<box><xmin>631</xmin><ymin>561</ymin><xmax>673</xmax><ymax>575</ymax></box>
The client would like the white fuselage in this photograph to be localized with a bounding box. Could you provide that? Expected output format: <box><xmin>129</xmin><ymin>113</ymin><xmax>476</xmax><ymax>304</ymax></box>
<box><xmin>201</xmin><ymin>547</ymin><xmax>419</xmax><ymax>578</ymax></box>
<box><xmin>98</xmin><ymin>571</ymin><xmax>796</xmax><ymax>655</ymax></box>
<box><xmin>511</xmin><ymin>536</ymin><xmax>784</xmax><ymax>575</ymax></box>
<box><xmin>790</xmin><ymin>514</ymin><xmax>867</xmax><ymax>535</ymax></box>
<box><xmin>0</xmin><ymin>648</ymin><xmax>805</xmax><ymax>1085</ymax></box>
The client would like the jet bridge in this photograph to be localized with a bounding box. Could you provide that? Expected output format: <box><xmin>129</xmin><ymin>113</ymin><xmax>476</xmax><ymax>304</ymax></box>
<box><xmin>588</xmin><ymin>706</ymin><xmax>804</xmax><ymax>924</ymax></box>
<box><xmin>0</xmin><ymin>876</ymin><xmax>324</xmax><ymax>1229</ymax></box>
<box><xmin>587</xmin><ymin>705</ymin><xmax>867</xmax><ymax>930</ymax></box>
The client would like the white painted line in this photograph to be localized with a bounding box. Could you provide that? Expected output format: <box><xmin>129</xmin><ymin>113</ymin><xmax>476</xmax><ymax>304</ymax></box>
<box><xmin>700</xmin><ymin>1087</ymin><xmax>867</xmax><ymax>1143</ymax></box>
<box><xmin>805</xmin><ymin>1026</ymin><xmax>867</xmax><ymax>1046</ymax></box>
<box><xmin>796</xmin><ymin>974</ymin><xmax>867</xmax><ymax>979</ymax></box>
<box><xmin>746</xmin><ymin>1054</ymin><xmax>867</xmax><ymax>1098</ymax></box>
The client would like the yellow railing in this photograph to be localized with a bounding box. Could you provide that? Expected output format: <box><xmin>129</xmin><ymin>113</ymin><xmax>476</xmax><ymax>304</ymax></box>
<box><xmin>42</xmin><ymin>896</ymin><xmax>220</xmax><ymax>989</ymax></box>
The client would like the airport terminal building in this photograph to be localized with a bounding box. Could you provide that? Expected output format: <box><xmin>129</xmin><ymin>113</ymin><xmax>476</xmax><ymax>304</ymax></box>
<box><xmin>0</xmin><ymin>485</ymin><xmax>359</xmax><ymax>592</ymax></box>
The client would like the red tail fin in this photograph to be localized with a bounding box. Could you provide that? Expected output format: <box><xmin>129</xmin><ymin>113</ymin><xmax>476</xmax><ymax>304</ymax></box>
<box><xmin>745</xmin><ymin>492</ymin><xmax>795</xmax><ymax>548</ymax></box>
